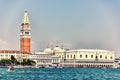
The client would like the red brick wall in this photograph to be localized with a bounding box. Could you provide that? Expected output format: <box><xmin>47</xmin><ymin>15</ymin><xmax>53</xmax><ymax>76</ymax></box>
<box><xmin>20</xmin><ymin>38</ymin><xmax>30</xmax><ymax>54</ymax></box>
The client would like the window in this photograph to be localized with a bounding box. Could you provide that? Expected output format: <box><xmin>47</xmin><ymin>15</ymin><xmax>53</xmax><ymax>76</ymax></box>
<box><xmin>91</xmin><ymin>55</ymin><xmax>93</xmax><ymax>58</ymax></box>
<box><xmin>96</xmin><ymin>56</ymin><xmax>98</xmax><ymax>59</ymax></box>
<box><xmin>80</xmin><ymin>55</ymin><xmax>82</xmax><ymax>58</ymax></box>
<box><xmin>25</xmin><ymin>32</ymin><xmax>29</xmax><ymax>34</ymax></box>
<box><xmin>67</xmin><ymin>55</ymin><xmax>69</xmax><ymax>58</ymax></box>
<box><xmin>85</xmin><ymin>55</ymin><xmax>88</xmax><ymax>58</ymax></box>
<box><xmin>111</xmin><ymin>56</ymin><xmax>113</xmax><ymax>59</ymax></box>
<box><xmin>74</xmin><ymin>55</ymin><xmax>75</xmax><ymax>59</ymax></box>
<box><xmin>71</xmin><ymin>55</ymin><xmax>72</xmax><ymax>58</ymax></box>
<box><xmin>105</xmin><ymin>56</ymin><xmax>107</xmax><ymax>59</ymax></box>
<box><xmin>22</xmin><ymin>31</ymin><xmax>23</xmax><ymax>34</ymax></box>
<box><xmin>100</xmin><ymin>55</ymin><xmax>102</xmax><ymax>58</ymax></box>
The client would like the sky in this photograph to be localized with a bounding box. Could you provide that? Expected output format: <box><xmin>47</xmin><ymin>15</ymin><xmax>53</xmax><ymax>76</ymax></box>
<box><xmin>0</xmin><ymin>0</ymin><xmax>120</xmax><ymax>56</ymax></box>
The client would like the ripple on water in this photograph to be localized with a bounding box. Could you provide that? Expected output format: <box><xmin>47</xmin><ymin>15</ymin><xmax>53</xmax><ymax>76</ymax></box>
<box><xmin>0</xmin><ymin>68</ymin><xmax>120</xmax><ymax>80</ymax></box>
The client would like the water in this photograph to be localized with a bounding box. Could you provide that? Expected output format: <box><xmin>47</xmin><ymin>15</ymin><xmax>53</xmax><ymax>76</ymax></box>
<box><xmin>0</xmin><ymin>68</ymin><xmax>120</xmax><ymax>80</ymax></box>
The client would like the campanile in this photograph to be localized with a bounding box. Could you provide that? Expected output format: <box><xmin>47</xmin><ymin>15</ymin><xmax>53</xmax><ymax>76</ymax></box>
<box><xmin>20</xmin><ymin>11</ymin><xmax>31</xmax><ymax>54</ymax></box>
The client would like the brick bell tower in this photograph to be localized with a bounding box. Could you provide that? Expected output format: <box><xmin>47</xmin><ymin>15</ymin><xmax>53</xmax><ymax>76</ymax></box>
<box><xmin>20</xmin><ymin>11</ymin><xmax>31</xmax><ymax>54</ymax></box>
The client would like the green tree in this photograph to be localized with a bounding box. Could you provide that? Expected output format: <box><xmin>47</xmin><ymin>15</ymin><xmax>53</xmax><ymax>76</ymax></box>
<box><xmin>10</xmin><ymin>55</ymin><xmax>18</xmax><ymax>65</ymax></box>
<box><xmin>21</xmin><ymin>59</ymin><xmax>36</xmax><ymax>66</ymax></box>
<box><xmin>0</xmin><ymin>59</ymin><xmax>11</xmax><ymax>66</ymax></box>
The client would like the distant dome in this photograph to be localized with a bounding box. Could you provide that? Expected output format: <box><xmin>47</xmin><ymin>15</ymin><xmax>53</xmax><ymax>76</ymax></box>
<box><xmin>44</xmin><ymin>48</ymin><xmax>52</xmax><ymax>54</ymax></box>
<box><xmin>53</xmin><ymin>46</ymin><xmax>62</xmax><ymax>52</ymax></box>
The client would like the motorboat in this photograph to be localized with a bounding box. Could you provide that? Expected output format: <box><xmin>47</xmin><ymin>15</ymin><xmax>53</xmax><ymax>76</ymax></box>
<box><xmin>8</xmin><ymin>65</ymin><xmax>14</xmax><ymax>72</ymax></box>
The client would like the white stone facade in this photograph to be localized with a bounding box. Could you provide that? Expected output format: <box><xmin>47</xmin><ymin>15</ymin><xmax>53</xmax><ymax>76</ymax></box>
<box><xmin>65</xmin><ymin>49</ymin><xmax>114</xmax><ymax>62</ymax></box>
<box><xmin>62</xmin><ymin>49</ymin><xmax>115</xmax><ymax>68</ymax></box>
<box><xmin>29</xmin><ymin>46</ymin><xmax>115</xmax><ymax>68</ymax></box>
<box><xmin>0</xmin><ymin>50</ymin><xmax>29</xmax><ymax>61</ymax></box>
<box><xmin>29</xmin><ymin>52</ymin><xmax>61</xmax><ymax>67</ymax></box>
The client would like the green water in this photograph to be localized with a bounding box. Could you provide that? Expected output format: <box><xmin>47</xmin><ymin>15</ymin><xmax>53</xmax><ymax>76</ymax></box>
<box><xmin>0</xmin><ymin>68</ymin><xmax>120</xmax><ymax>80</ymax></box>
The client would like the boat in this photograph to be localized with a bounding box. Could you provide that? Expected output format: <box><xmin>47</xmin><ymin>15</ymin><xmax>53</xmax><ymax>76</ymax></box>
<box><xmin>8</xmin><ymin>65</ymin><xmax>14</xmax><ymax>72</ymax></box>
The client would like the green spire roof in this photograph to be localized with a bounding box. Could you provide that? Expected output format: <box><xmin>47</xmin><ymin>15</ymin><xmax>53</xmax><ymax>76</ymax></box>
<box><xmin>22</xmin><ymin>11</ymin><xmax>30</xmax><ymax>24</ymax></box>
